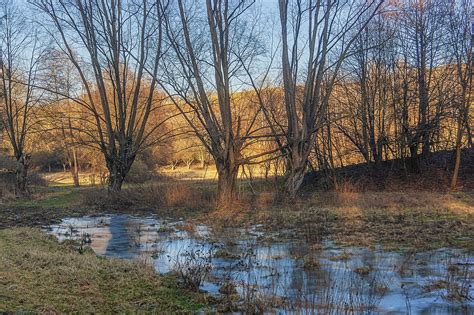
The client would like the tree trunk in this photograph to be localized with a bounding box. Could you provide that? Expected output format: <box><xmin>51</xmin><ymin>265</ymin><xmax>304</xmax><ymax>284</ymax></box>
<box><xmin>418</xmin><ymin>30</ymin><xmax>430</xmax><ymax>159</ymax></box>
<box><xmin>451</xmin><ymin>120</ymin><xmax>463</xmax><ymax>191</ymax></box>
<box><xmin>216</xmin><ymin>162</ymin><xmax>238</xmax><ymax>206</ymax></box>
<box><xmin>71</xmin><ymin>169</ymin><xmax>80</xmax><ymax>187</ymax></box>
<box><xmin>185</xmin><ymin>159</ymin><xmax>193</xmax><ymax>169</ymax></box>
<box><xmin>106</xmin><ymin>156</ymin><xmax>134</xmax><ymax>193</ymax></box>
<box><xmin>284</xmin><ymin>148</ymin><xmax>307</xmax><ymax>198</ymax></box>
<box><xmin>285</xmin><ymin>164</ymin><xmax>306</xmax><ymax>198</ymax></box>
<box><xmin>199</xmin><ymin>150</ymin><xmax>206</xmax><ymax>169</ymax></box>
<box><xmin>15</xmin><ymin>154</ymin><xmax>29</xmax><ymax>195</ymax></box>
<box><xmin>409</xmin><ymin>144</ymin><xmax>420</xmax><ymax>173</ymax></box>
<box><xmin>69</xmin><ymin>147</ymin><xmax>80</xmax><ymax>187</ymax></box>
<box><xmin>108</xmin><ymin>169</ymin><xmax>125</xmax><ymax>192</ymax></box>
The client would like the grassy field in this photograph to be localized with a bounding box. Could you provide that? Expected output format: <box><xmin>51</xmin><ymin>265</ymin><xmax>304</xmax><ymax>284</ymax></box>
<box><xmin>0</xmin><ymin>228</ymin><xmax>207</xmax><ymax>313</ymax></box>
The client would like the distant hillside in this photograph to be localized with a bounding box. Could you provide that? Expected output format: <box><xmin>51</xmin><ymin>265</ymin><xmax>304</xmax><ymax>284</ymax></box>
<box><xmin>303</xmin><ymin>148</ymin><xmax>474</xmax><ymax>192</ymax></box>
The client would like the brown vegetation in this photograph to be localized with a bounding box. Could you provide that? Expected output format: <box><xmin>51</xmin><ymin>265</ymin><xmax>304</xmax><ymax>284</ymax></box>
<box><xmin>0</xmin><ymin>0</ymin><xmax>470</xmax><ymax>209</ymax></box>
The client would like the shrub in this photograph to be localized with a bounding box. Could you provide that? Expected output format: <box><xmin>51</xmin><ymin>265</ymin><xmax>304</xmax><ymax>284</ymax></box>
<box><xmin>28</xmin><ymin>172</ymin><xmax>47</xmax><ymax>186</ymax></box>
<box><xmin>0</xmin><ymin>171</ymin><xmax>16</xmax><ymax>200</ymax></box>
<box><xmin>125</xmin><ymin>159</ymin><xmax>153</xmax><ymax>184</ymax></box>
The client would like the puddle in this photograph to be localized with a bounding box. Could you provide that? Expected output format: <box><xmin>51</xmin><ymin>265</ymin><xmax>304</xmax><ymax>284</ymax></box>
<box><xmin>45</xmin><ymin>215</ymin><xmax>473</xmax><ymax>313</ymax></box>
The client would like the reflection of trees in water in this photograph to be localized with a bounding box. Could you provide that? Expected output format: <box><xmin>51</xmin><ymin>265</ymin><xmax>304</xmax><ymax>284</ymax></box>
<box><xmin>286</xmin><ymin>242</ymin><xmax>327</xmax><ymax>296</ymax></box>
<box><xmin>105</xmin><ymin>215</ymin><xmax>135</xmax><ymax>259</ymax></box>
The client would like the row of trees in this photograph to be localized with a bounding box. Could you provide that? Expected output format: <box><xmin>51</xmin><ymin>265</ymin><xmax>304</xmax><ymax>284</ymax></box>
<box><xmin>0</xmin><ymin>0</ymin><xmax>471</xmax><ymax>204</ymax></box>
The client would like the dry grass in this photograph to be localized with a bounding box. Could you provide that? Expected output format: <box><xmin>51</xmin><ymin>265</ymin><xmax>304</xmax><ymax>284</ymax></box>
<box><xmin>277</xmin><ymin>192</ymin><xmax>473</xmax><ymax>250</ymax></box>
<box><xmin>82</xmin><ymin>180</ymin><xmax>215</xmax><ymax>215</ymax></box>
<box><xmin>0</xmin><ymin>180</ymin><xmax>16</xmax><ymax>201</ymax></box>
<box><xmin>202</xmin><ymin>191</ymin><xmax>474</xmax><ymax>250</ymax></box>
<box><xmin>311</xmin><ymin>191</ymin><xmax>473</xmax><ymax>214</ymax></box>
<box><xmin>0</xmin><ymin>228</ymin><xmax>206</xmax><ymax>313</ymax></box>
<box><xmin>3</xmin><ymin>174</ymin><xmax>473</xmax><ymax>251</ymax></box>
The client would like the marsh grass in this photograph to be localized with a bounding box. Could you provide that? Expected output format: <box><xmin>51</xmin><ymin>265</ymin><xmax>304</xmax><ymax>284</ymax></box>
<box><xmin>423</xmin><ymin>254</ymin><xmax>473</xmax><ymax>302</ymax></box>
<box><xmin>169</xmin><ymin>244</ymin><xmax>214</xmax><ymax>291</ymax></box>
<box><xmin>82</xmin><ymin>181</ymin><xmax>215</xmax><ymax>213</ymax></box>
<box><xmin>2</xmin><ymin>178</ymin><xmax>472</xmax><ymax>251</ymax></box>
<box><xmin>257</xmin><ymin>192</ymin><xmax>474</xmax><ymax>250</ymax></box>
<box><xmin>0</xmin><ymin>228</ymin><xmax>206</xmax><ymax>313</ymax></box>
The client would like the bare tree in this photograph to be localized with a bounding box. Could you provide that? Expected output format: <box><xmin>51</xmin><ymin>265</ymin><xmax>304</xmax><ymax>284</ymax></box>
<box><xmin>276</xmin><ymin>0</ymin><xmax>382</xmax><ymax>197</ymax></box>
<box><xmin>333</xmin><ymin>10</ymin><xmax>398</xmax><ymax>166</ymax></box>
<box><xmin>448</xmin><ymin>0</ymin><xmax>472</xmax><ymax>190</ymax></box>
<box><xmin>398</xmin><ymin>0</ymin><xmax>452</xmax><ymax>163</ymax></box>
<box><xmin>40</xmin><ymin>49</ymin><xmax>83</xmax><ymax>186</ymax></box>
<box><xmin>0</xmin><ymin>0</ymin><xmax>44</xmax><ymax>194</ymax></box>
<box><xmin>160</xmin><ymin>0</ymin><xmax>276</xmax><ymax>204</ymax></box>
<box><xmin>33</xmin><ymin>0</ymin><xmax>166</xmax><ymax>192</ymax></box>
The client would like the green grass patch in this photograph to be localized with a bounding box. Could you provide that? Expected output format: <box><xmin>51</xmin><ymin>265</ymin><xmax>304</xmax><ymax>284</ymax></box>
<box><xmin>12</xmin><ymin>189</ymin><xmax>83</xmax><ymax>208</ymax></box>
<box><xmin>0</xmin><ymin>228</ymin><xmax>207</xmax><ymax>313</ymax></box>
<box><xmin>9</xmin><ymin>187</ymin><xmax>82</xmax><ymax>208</ymax></box>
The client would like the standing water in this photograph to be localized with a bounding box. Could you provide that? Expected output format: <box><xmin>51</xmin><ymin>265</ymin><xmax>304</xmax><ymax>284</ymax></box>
<box><xmin>44</xmin><ymin>215</ymin><xmax>473</xmax><ymax>314</ymax></box>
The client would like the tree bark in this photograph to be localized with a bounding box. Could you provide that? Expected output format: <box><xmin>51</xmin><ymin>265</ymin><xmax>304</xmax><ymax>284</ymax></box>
<box><xmin>284</xmin><ymin>162</ymin><xmax>306</xmax><ymax>198</ymax></box>
<box><xmin>15</xmin><ymin>154</ymin><xmax>29</xmax><ymax>195</ymax></box>
<box><xmin>284</xmin><ymin>143</ymin><xmax>308</xmax><ymax>198</ymax></box>
<box><xmin>72</xmin><ymin>172</ymin><xmax>80</xmax><ymax>187</ymax></box>
<box><xmin>108</xmin><ymin>167</ymin><xmax>125</xmax><ymax>192</ymax></box>
<box><xmin>216</xmin><ymin>162</ymin><xmax>238</xmax><ymax>206</ymax></box>
<box><xmin>108</xmin><ymin>175</ymin><xmax>125</xmax><ymax>192</ymax></box>
<box><xmin>106</xmin><ymin>156</ymin><xmax>134</xmax><ymax>193</ymax></box>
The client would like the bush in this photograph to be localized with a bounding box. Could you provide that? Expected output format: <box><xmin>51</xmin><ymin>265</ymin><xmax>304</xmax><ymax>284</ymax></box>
<box><xmin>169</xmin><ymin>244</ymin><xmax>213</xmax><ymax>291</ymax></box>
<box><xmin>82</xmin><ymin>180</ymin><xmax>215</xmax><ymax>211</ymax></box>
<box><xmin>125</xmin><ymin>159</ymin><xmax>153</xmax><ymax>184</ymax></box>
<box><xmin>0</xmin><ymin>171</ymin><xmax>16</xmax><ymax>200</ymax></box>
<box><xmin>28</xmin><ymin>172</ymin><xmax>48</xmax><ymax>186</ymax></box>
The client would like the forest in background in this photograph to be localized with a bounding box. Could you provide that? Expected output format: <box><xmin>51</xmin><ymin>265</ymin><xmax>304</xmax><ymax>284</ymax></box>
<box><xmin>0</xmin><ymin>0</ymin><xmax>472</xmax><ymax>206</ymax></box>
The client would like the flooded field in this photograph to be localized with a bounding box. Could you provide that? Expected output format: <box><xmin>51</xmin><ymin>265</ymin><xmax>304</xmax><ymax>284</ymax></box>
<box><xmin>44</xmin><ymin>215</ymin><xmax>473</xmax><ymax>313</ymax></box>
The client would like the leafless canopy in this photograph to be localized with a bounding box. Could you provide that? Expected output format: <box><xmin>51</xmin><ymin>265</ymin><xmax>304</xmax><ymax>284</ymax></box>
<box><xmin>0</xmin><ymin>0</ymin><xmax>45</xmax><ymax>193</ymax></box>
<box><xmin>159</xmin><ymin>0</ymin><xmax>276</xmax><ymax>202</ymax></box>
<box><xmin>32</xmin><ymin>0</ymin><xmax>166</xmax><ymax>191</ymax></box>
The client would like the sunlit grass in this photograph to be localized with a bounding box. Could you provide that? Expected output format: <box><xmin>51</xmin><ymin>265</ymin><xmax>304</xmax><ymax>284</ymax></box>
<box><xmin>0</xmin><ymin>228</ymin><xmax>206</xmax><ymax>313</ymax></box>
<box><xmin>11</xmin><ymin>189</ymin><xmax>83</xmax><ymax>209</ymax></box>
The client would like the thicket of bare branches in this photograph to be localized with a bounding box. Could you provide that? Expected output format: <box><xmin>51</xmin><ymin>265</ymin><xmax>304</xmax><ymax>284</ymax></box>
<box><xmin>0</xmin><ymin>0</ymin><xmax>45</xmax><ymax>194</ymax></box>
<box><xmin>32</xmin><ymin>0</ymin><xmax>168</xmax><ymax>192</ymax></box>
<box><xmin>0</xmin><ymin>0</ymin><xmax>470</xmax><ymax>202</ymax></box>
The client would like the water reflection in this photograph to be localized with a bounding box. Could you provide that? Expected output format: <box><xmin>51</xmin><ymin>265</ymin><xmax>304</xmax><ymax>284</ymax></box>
<box><xmin>104</xmin><ymin>215</ymin><xmax>127</xmax><ymax>258</ymax></box>
<box><xmin>46</xmin><ymin>215</ymin><xmax>473</xmax><ymax>314</ymax></box>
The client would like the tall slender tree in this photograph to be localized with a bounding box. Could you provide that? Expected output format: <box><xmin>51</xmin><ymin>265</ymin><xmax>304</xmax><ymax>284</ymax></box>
<box><xmin>448</xmin><ymin>0</ymin><xmax>472</xmax><ymax>190</ymax></box>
